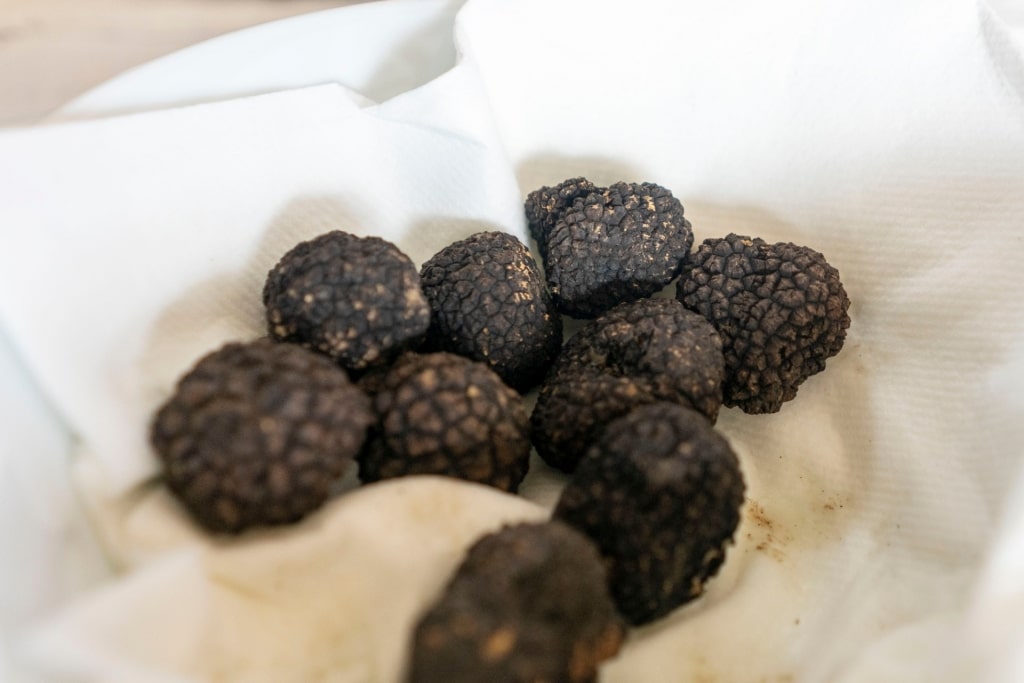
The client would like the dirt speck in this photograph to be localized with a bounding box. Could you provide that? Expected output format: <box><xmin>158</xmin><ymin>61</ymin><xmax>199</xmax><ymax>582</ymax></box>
<box><xmin>745</xmin><ymin>500</ymin><xmax>790</xmax><ymax>562</ymax></box>
<box><xmin>747</xmin><ymin>500</ymin><xmax>774</xmax><ymax>530</ymax></box>
<box><xmin>822</xmin><ymin>496</ymin><xmax>845</xmax><ymax>512</ymax></box>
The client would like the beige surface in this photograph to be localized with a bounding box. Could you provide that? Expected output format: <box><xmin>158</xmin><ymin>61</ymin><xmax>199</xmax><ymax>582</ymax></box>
<box><xmin>0</xmin><ymin>0</ymin><xmax>370</xmax><ymax>127</ymax></box>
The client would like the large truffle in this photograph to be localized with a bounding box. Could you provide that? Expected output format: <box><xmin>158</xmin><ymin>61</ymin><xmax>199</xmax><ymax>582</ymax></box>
<box><xmin>150</xmin><ymin>340</ymin><xmax>373</xmax><ymax>533</ymax></box>
<box><xmin>358</xmin><ymin>352</ymin><xmax>531</xmax><ymax>492</ymax></box>
<box><xmin>420</xmin><ymin>231</ymin><xmax>562</xmax><ymax>392</ymax></box>
<box><xmin>677</xmin><ymin>233</ymin><xmax>851</xmax><ymax>413</ymax></box>
<box><xmin>263</xmin><ymin>230</ymin><xmax>430</xmax><ymax>371</ymax></box>
<box><xmin>554</xmin><ymin>402</ymin><xmax>745</xmax><ymax>625</ymax></box>
<box><xmin>531</xmin><ymin>297</ymin><xmax>724</xmax><ymax>472</ymax></box>
<box><xmin>523</xmin><ymin>176</ymin><xmax>597</xmax><ymax>259</ymax></box>
<box><xmin>408</xmin><ymin>522</ymin><xmax>625</xmax><ymax>683</ymax></box>
<box><xmin>541</xmin><ymin>181</ymin><xmax>693</xmax><ymax>317</ymax></box>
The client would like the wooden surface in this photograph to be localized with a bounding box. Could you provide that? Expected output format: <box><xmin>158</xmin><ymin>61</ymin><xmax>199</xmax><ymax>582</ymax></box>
<box><xmin>0</xmin><ymin>0</ymin><xmax>370</xmax><ymax>127</ymax></box>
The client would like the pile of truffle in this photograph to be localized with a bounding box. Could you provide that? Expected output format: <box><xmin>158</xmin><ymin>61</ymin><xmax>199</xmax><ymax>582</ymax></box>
<box><xmin>150</xmin><ymin>177</ymin><xmax>851</xmax><ymax>682</ymax></box>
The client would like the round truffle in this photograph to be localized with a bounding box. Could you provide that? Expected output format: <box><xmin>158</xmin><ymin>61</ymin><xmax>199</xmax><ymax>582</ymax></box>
<box><xmin>543</xmin><ymin>182</ymin><xmax>693</xmax><ymax>317</ymax></box>
<box><xmin>263</xmin><ymin>230</ymin><xmax>430</xmax><ymax>371</ymax></box>
<box><xmin>409</xmin><ymin>521</ymin><xmax>625</xmax><ymax>683</ymax></box>
<box><xmin>358</xmin><ymin>352</ymin><xmax>531</xmax><ymax>492</ymax></box>
<box><xmin>531</xmin><ymin>297</ymin><xmax>724</xmax><ymax>472</ymax></box>
<box><xmin>523</xmin><ymin>176</ymin><xmax>597</xmax><ymax>259</ymax></box>
<box><xmin>554</xmin><ymin>402</ymin><xmax>745</xmax><ymax>625</ymax></box>
<box><xmin>150</xmin><ymin>339</ymin><xmax>373</xmax><ymax>533</ymax></box>
<box><xmin>677</xmin><ymin>233</ymin><xmax>851</xmax><ymax>413</ymax></box>
<box><xmin>420</xmin><ymin>231</ymin><xmax>562</xmax><ymax>392</ymax></box>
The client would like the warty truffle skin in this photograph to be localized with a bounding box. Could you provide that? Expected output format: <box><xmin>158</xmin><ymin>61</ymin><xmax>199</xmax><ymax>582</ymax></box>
<box><xmin>523</xmin><ymin>177</ymin><xmax>597</xmax><ymax>259</ymax></box>
<box><xmin>420</xmin><ymin>231</ymin><xmax>562</xmax><ymax>392</ymax></box>
<box><xmin>408</xmin><ymin>522</ymin><xmax>625</xmax><ymax>683</ymax></box>
<box><xmin>542</xmin><ymin>181</ymin><xmax>694</xmax><ymax>318</ymax></box>
<box><xmin>358</xmin><ymin>352</ymin><xmax>532</xmax><ymax>492</ymax></box>
<box><xmin>150</xmin><ymin>339</ymin><xmax>373</xmax><ymax>534</ymax></box>
<box><xmin>263</xmin><ymin>230</ymin><xmax>431</xmax><ymax>371</ymax></box>
<box><xmin>554</xmin><ymin>402</ymin><xmax>745</xmax><ymax>626</ymax></box>
<box><xmin>677</xmin><ymin>233</ymin><xmax>851</xmax><ymax>413</ymax></box>
<box><xmin>531</xmin><ymin>297</ymin><xmax>725</xmax><ymax>473</ymax></box>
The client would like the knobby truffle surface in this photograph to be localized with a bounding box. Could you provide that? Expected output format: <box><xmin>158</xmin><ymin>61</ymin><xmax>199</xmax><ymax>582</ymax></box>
<box><xmin>543</xmin><ymin>182</ymin><xmax>693</xmax><ymax>317</ymax></box>
<box><xmin>408</xmin><ymin>522</ymin><xmax>625</xmax><ymax>683</ymax></box>
<box><xmin>677</xmin><ymin>233</ymin><xmax>851</xmax><ymax>413</ymax></box>
<box><xmin>531</xmin><ymin>298</ymin><xmax>724</xmax><ymax>472</ymax></box>
<box><xmin>358</xmin><ymin>352</ymin><xmax>531</xmax><ymax>492</ymax></box>
<box><xmin>555</xmin><ymin>402</ymin><xmax>745</xmax><ymax>625</ymax></box>
<box><xmin>263</xmin><ymin>230</ymin><xmax>430</xmax><ymax>371</ymax></box>
<box><xmin>420</xmin><ymin>231</ymin><xmax>562</xmax><ymax>392</ymax></box>
<box><xmin>523</xmin><ymin>177</ymin><xmax>596</xmax><ymax>259</ymax></box>
<box><xmin>150</xmin><ymin>340</ymin><xmax>372</xmax><ymax>533</ymax></box>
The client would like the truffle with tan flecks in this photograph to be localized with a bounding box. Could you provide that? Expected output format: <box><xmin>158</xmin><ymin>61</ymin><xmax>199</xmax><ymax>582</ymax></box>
<box><xmin>555</xmin><ymin>402</ymin><xmax>745</xmax><ymax>625</ymax></box>
<box><xmin>150</xmin><ymin>339</ymin><xmax>372</xmax><ymax>533</ymax></box>
<box><xmin>263</xmin><ymin>230</ymin><xmax>430</xmax><ymax>371</ymax></box>
<box><xmin>409</xmin><ymin>521</ymin><xmax>625</xmax><ymax>683</ymax></box>
<box><xmin>420</xmin><ymin>231</ymin><xmax>561</xmax><ymax>392</ymax></box>
<box><xmin>677</xmin><ymin>233</ymin><xmax>851</xmax><ymax>413</ymax></box>
<box><xmin>358</xmin><ymin>352</ymin><xmax>531</xmax><ymax>492</ymax></box>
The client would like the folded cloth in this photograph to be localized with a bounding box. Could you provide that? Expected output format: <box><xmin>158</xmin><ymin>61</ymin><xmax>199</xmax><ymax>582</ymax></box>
<box><xmin>0</xmin><ymin>45</ymin><xmax>530</xmax><ymax>680</ymax></box>
<box><xmin>19</xmin><ymin>478</ymin><xmax>546</xmax><ymax>683</ymax></box>
<box><xmin>1</xmin><ymin>0</ymin><xmax>1023</xmax><ymax>681</ymax></box>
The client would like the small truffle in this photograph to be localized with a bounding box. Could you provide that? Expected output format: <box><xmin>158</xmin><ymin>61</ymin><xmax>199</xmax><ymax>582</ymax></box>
<box><xmin>554</xmin><ymin>402</ymin><xmax>745</xmax><ymax>625</ymax></box>
<box><xmin>531</xmin><ymin>297</ymin><xmax>724</xmax><ymax>472</ymax></box>
<box><xmin>677</xmin><ymin>233</ymin><xmax>851</xmax><ymax>413</ymax></box>
<box><xmin>420</xmin><ymin>231</ymin><xmax>562</xmax><ymax>391</ymax></box>
<box><xmin>542</xmin><ymin>181</ymin><xmax>693</xmax><ymax>317</ymax></box>
<box><xmin>358</xmin><ymin>352</ymin><xmax>531</xmax><ymax>492</ymax></box>
<box><xmin>150</xmin><ymin>340</ymin><xmax>373</xmax><ymax>533</ymax></box>
<box><xmin>263</xmin><ymin>230</ymin><xmax>430</xmax><ymax>371</ymax></box>
<box><xmin>523</xmin><ymin>176</ymin><xmax>597</xmax><ymax>259</ymax></box>
<box><xmin>408</xmin><ymin>522</ymin><xmax>625</xmax><ymax>683</ymax></box>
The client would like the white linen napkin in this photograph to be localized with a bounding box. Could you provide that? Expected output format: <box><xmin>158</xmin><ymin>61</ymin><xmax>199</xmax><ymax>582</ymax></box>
<box><xmin>2</xmin><ymin>0</ymin><xmax>1023</xmax><ymax>681</ymax></box>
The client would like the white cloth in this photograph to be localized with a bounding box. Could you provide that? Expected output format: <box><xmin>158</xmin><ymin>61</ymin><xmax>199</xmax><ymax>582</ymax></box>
<box><xmin>1</xmin><ymin>0</ymin><xmax>1023</xmax><ymax>680</ymax></box>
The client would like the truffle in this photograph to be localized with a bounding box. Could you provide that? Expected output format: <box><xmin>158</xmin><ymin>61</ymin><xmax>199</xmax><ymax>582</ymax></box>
<box><xmin>420</xmin><ymin>231</ymin><xmax>562</xmax><ymax>392</ymax></box>
<box><xmin>358</xmin><ymin>352</ymin><xmax>531</xmax><ymax>492</ymax></box>
<box><xmin>677</xmin><ymin>233</ymin><xmax>851</xmax><ymax>413</ymax></box>
<box><xmin>554</xmin><ymin>402</ymin><xmax>745</xmax><ymax>625</ymax></box>
<box><xmin>523</xmin><ymin>176</ymin><xmax>597</xmax><ymax>259</ymax></box>
<box><xmin>531</xmin><ymin>297</ymin><xmax>724</xmax><ymax>472</ymax></box>
<box><xmin>408</xmin><ymin>522</ymin><xmax>625</xmax><ymax>683</ymax></box>
<box><xmin>150</xmin><ymin>339</ymin><xmax>373</xmax><ymax>533</ymax></box>
<box><xmin>263</xmin><ymin>230</ymin><xmax>430</xmax><ymax>371</ymax></box>
<box><xmin>542</xmin><ymin>181</ymin><xmax>693</xmax><ymax>317</ymax></box>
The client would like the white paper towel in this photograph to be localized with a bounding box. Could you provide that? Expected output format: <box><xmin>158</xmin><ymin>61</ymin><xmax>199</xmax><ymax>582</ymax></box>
<box><xmin>1</xmin><ymin>0</ymin><xmax>1023</xmax><ymax>680</ymax></box>
<box><xmin>17</xmin><ymin>478</ymin><xmax>547</xmax><ymax>683</ymax></box>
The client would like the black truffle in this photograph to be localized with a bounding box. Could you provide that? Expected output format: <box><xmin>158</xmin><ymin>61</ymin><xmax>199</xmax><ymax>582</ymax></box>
<box><xmin>677</xmin><ymin>233</ymin><xmax>851</xmax><ymax>413</ymax></box>
<box><xmin>542</xmin><ymin>181</ymin><xmax>693</xmax><ymax>317</ymax></box>
<box><xmin>263</xmin><ymin>230</ymin><xmax>431</xmax><ymax>371</ymax></box>
<box><xmin>523</xmin><ymin>177</ymin><xmax>597</xmax><ymax>259</ymax></box>
<box><xmin>420</xmin><ymin>231</ymin><xmax>562</xmax><ymax>392</ymax></box>
<box><xmin>531</xmin><ymin>297</ymin><xmax>724</xmax><ymax>472</ymax></box>
<box><xmin>408</xmin><ymin>522</ymin><xmax>625</xmax><ymax>683</ymax></box>
<box><xmin>358</xmin><ymin>352</ymin><xmax>531</xmax><ymax>492</ymax></box>
<box><xmin>554</xmin><ymin>402</ymin><xmax>745</xmax><ymax>625</ymax></box>
<box><xmin>150</xmin><ymin>339</ymin><xmax>373</xmax><ymax>533</ymax></box>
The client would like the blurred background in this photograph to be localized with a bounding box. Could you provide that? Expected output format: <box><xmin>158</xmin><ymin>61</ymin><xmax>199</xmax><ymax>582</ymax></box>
<box><xmin>0</xmin><ymin>0</ymin><xmax>373</xmax><ymax>126</ymax></box>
